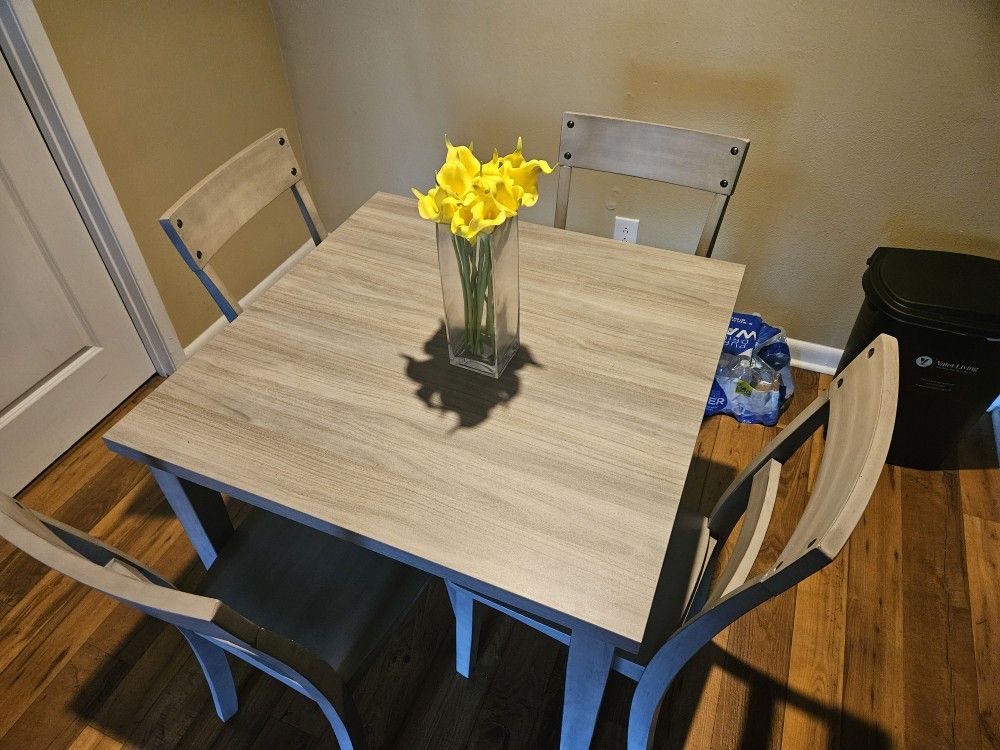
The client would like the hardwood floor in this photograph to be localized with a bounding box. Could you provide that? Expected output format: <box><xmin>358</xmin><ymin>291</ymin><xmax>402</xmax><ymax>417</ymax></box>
<box><xmin>1</xmin><ymin>369</ymin><xmax>997</xmax><ymax>749</ymax></box>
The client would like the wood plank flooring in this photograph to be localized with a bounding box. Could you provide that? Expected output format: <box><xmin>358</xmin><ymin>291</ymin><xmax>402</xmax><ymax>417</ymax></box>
<box><xmin>1</xmin><ymin>369</ymin><xmax>997</xmax><ymax>749</ymax></box>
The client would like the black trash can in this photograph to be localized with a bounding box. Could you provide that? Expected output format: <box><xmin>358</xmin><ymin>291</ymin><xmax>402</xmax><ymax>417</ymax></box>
<box><xmin>838</xmin><ymin>247</ymin><xmax>1000</xmax><ymax>470</ymax></box>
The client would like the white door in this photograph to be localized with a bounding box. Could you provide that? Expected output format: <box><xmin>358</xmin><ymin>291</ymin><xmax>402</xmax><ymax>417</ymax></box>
<box><xmin>1</xmin><ymin>55</ymin><xmax>154</xmax><ymax>494</ymax></box>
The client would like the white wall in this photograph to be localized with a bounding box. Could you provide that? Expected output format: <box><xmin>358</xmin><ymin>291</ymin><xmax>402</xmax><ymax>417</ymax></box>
<box><xmin>269</xmin><ymin>0</ymin><xmax>1000</xmax><ymax>348</ymax></box>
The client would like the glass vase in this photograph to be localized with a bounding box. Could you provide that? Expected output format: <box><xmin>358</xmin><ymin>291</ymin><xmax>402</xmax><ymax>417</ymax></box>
<box><xmin>436</xmin><ymin>217</ymin><xmax>519</xmax><ymax>378</ymax></box>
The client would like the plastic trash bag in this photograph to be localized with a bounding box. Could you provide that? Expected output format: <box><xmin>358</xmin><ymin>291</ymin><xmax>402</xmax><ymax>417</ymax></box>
<box><xmin>706</xmin><ymin>312</ymin><xmax>795</xmax><ymax>426</ymax></box>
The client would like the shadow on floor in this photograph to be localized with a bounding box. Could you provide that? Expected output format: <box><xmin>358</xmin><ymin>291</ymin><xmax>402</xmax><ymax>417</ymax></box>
<box><xmin>650</xmin><ymin>639</ymin><xmax>890</xmax><ymax>750</ymax></box>
<box><xmin>69</xmin><ymin>501</ymin><xmax>449</xmax><ymax>749</ymax></box>
<box><xmin>69</xmin><ymin>456</ymin><xmax>890</xmax><ymax>749</ymax></box>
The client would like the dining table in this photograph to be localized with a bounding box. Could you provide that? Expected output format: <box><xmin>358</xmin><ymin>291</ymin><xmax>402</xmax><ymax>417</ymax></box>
<box><xmin>103</xmin><ymin>191</ymin><xmax>744</xmax><ymax>748</ymax></box>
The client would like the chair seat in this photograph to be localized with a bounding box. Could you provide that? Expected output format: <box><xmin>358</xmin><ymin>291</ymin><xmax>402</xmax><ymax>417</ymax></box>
<box><xmin>198</xmin><ymin>507</ymin><xmax>429</xmax><ymax>681</ymax></box>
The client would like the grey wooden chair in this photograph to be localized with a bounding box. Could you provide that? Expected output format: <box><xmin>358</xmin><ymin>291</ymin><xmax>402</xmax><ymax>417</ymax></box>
<box><xmin>159</xmin><ymin>128</ymin><xmax>327</xmax><ymax>321</ymax></box>
<box><xmin>554</xmin><ymin>112</ymin><xmax>749</xmax><ymax>257</ymax></box>
<box><xmin>0</xmin><ymin>495</ymin><xmax>429</xmax><ymax>749</ymax></box>
<box><xmin>445</xmin><ymin>334</ymin><xmax>898</xmax><ymax>749</ymax></box>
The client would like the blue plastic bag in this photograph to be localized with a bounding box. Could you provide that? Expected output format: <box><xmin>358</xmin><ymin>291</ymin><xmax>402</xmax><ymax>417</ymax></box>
<box><xmin>705</xmin><ymin>312</ymin><xmax>794</xmax><ymax>426</ymax></box>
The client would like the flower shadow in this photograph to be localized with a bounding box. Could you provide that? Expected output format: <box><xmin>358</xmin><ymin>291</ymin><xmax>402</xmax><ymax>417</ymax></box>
<box><xmin>403</xmin><ymin>323</ymin><xmax>541</xmax><ymax>430</ymax></box>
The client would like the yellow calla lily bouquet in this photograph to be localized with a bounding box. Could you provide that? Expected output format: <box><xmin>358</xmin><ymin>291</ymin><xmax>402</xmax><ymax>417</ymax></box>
<box><xmin>413</xmin><ymin>137</ymin><xmax>554</xmax><ymax>378</ymax></box>
<box><xmin>413</xmin><ymin>137</ymin><xmax>554</xmax><ymax>242</ymax></box>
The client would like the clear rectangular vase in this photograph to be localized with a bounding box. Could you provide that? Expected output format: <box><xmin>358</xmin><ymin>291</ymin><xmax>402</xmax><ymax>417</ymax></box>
<box><xmin>436</xmin><ymin>217</ymin><xmax>520</xmax><ymax>378</ymax></box>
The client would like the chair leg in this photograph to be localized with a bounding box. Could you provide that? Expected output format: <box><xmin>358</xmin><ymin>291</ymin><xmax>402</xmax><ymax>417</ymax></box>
<box><xmin>306</xmin><ymin>685</ymin><xmax>366</xmax><ymax>750</ymax></box>
<box><xmin>627</xmin><ymin>634</ymin><xmax>706</xmax><ymax>750</ymax></box>
<box><xmin>179</xmin><ymin>629</ymin><xmax>238</xmax><ymax>721</ymax></box>
<box><xmin>561</xmin><ymin>627</ymin><xmax>616</xmax><ymax>750</ymax></box>
<box><xmin>150</xmin><ymin>468</ymin><xmax>233</xmax><ymax>568</ymax></box>
<box><xmin>445</xmin><ymin>580</ymin><xmax>480</xmax><ymax>678</ymax></box>
<box><xmin>251</xmin><ymin>628</ymin><xmax>366</xmax><ymax>748</ymax></box>
<box><xmin>627</xmin><ymin>691</ymin><xmax>662</xmax><ymax>750</ymax></box>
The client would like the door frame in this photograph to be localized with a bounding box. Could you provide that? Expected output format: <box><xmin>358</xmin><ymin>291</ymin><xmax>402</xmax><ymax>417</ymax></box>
<box><xmin>0</xmin><ymin>0</ymin><xmax>184</xmax><ymax>375</ymax></box>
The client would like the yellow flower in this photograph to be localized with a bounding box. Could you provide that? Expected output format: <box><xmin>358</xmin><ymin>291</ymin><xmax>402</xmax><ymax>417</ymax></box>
<box><xmin>480</xmin><ymin>149</ymin><xmax>504</xmax><ymax>181</ymax></box>
<box><xmin>500</xmin><ymin>137</ymin><xmax>554</xmax><ymax>208</ymax></box>
<box><xmin>490</xmin><ymin>178</ymin><xmax>521</xmax><ymax>215</ymax></box>
<box><xmin>449</xmin><ymin>203</ymin><xmax>476</xmax><ymax>239</ymax></box>
<box><xmin>435</xmin><ymin>137</ymin><xmax>480</xmax><ymax>199</ymax></box>
<box><xmin>501</xmin><ymin>136</ymin><xmax>526</xmax><ymax>168</ymax></box>
<box><xmin>411</xmin><ymin>186</ymin><xmax>458</xmax><ymax>223</ymax></box>
<box><xmin>413</xmin><ymin>135</ymin><xmax>554</xmax><ymax>242</ymax></box>
<box><xmin>468</xmin><ymin>195</ymin><xmax>513</xmax><ymax>238</ymax></box>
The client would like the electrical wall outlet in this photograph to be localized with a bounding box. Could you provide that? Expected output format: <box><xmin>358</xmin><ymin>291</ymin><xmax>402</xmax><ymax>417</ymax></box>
<box><xmin>613</xmin><ymin>216</ymin><xmax>639</xmax><ymax>244</ymax></box>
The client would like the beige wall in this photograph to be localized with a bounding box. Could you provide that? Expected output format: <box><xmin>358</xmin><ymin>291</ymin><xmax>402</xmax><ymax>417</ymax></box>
<box><xmin>36</xmin><ymin>0</ymin><xmax>312</xmax><ymax>347</ymax></box>
<box><xmin>270</xmin><ymin>0</ymin><xmax>999</xmax><ymax>348</ymax></box>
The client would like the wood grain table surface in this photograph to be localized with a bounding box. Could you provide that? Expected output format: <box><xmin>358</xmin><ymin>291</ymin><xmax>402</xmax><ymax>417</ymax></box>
<box><xmin>104</xmin><ymin>192</ymin><xmax>744</xmax><ymax>648</ymax></box>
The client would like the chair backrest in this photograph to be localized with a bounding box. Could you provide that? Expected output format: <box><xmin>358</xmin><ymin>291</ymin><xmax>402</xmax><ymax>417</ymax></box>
<box><xmin>159</xmin><ymin>128</ymin><xmax>327</xmax><ymax>321</ymax></box>
<box><xmin>0</xmin><ymin>492</ymin><xmax>255</xmax><ymax>640</ymax></box>
<box><xmin>628</xmin><ymin>334</ymin><xmax>898</xmax><ymax>750</ymax></box>
<box><xmin>553</xmin><ymin>112</ymin><xmax>749</xmax><ymax>257</ymax></box>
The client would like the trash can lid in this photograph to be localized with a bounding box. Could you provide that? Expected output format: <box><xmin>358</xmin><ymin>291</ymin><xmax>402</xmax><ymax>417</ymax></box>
<box><xmin>863</xmin><ymin>247</ymin><xmax>1000</xmax><ymax>337</ymax></box>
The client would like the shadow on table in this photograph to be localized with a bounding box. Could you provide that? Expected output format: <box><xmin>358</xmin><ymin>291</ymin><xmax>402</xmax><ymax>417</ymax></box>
<box><xmin>402</xmin><ymin>323</ymin><xmax>541</xmax><ymax>430</ymax></box>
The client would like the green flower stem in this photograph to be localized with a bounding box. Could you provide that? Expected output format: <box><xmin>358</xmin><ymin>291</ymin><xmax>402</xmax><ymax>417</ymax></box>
<box><xmin>485</xmin><ymin>253</ymin><xmax>495</xmax><ymax>344</ymax></box>
<box><xmin>475</xmin><ymin>235</ymin><xmax>492</xmax><ymax>356</ymax></box>
<box><xmin>450</xmin><ymin>231</ymin><xmax>494</xmax><ymax>360</ymax></box>
<box><xmin>469</xmin><ymin>239</ymin><xmax>480</xmax><ymax>354</ymax></box>
<box><xmin>452</xmin><ymin>234</ymin><xmax>475</xmax><ymax>352</ymax></box>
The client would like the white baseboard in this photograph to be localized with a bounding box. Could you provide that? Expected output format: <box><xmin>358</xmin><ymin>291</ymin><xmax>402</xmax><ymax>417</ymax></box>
<box><xmin>787</xmin><ymin>337</ymin><xmax>844</xmax><ymax>376</ymax></box>
<box><xmin>183</xmin><ymin>239</ymin><xmax>315</xmax><ymax>359</ymax></box>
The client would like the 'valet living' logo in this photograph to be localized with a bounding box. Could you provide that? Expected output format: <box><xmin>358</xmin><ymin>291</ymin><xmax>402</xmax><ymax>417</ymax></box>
<box><xmin>915</xmin><ymin>356</ymin><xmax>934</xmax><ymax>368</ymax></box>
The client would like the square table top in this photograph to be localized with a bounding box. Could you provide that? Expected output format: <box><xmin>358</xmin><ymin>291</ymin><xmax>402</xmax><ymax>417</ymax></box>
<box><xmin>105</xmin><ymin>192</ymin><xmax>744</xmax><ymax>646</ymax></box>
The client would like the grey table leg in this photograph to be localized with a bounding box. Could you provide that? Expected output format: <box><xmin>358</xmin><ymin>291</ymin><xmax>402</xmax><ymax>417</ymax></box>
<box><xmin>445</xmin><ymin>580</ymin><xmax>481</xmax><ymax>678</ymax></box>
<box><xmin>150</xmin><ymin>467</ymin><xmax>233</xmax><ymax>567</ymax></box>
<box><xmin>561</xmin><ymin>625</ymin><xmax>616</xmax><ymax>750</ymax></box>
